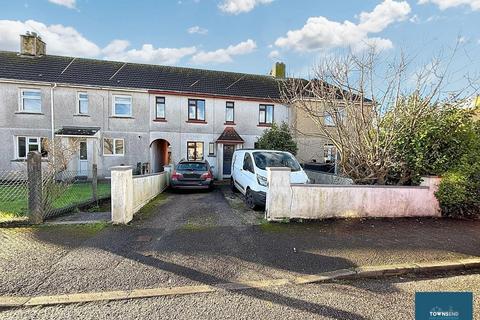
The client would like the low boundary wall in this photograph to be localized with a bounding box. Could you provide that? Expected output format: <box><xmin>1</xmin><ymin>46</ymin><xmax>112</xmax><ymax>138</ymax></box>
<box><xmin>266</xmin><ymin>168</ymin><xmax>441</xmax><ymax>221</ymax></box>
<box><xmin>111</xmin><ymin>166</ymin><xmax>169</xmax><ymax>224</ymax></box>
<box><xmin>304</xmin><ymin>170</ymin><xmax>353</xmax><ymax>185</ymax></box>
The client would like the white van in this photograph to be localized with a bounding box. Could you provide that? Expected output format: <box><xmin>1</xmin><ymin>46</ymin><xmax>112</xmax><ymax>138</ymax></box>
<box><xmin>230</xmin><ymin>149</ymin><xmax>309</xmax><ymax>209</ymax></box>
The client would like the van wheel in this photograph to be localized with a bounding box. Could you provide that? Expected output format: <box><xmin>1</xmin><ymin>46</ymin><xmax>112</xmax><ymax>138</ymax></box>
<box><xmin>245</xmin><ymin>189</ymin><xmax>258</xmax><ymax>210</ymax></box>
<box><xmin>230</xmin><ymin>178</ymin><xmax>239</xmax><ymax>193</ymax></box>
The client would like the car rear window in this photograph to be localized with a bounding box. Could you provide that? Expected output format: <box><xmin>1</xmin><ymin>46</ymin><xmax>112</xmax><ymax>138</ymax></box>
<box><xmin>252</xmin><ymin>152</ymin><xmax>301</xmax><ymax>172</ymax></box>
<box><xmin>176</xmin><ymin>162</ymin><xmax>208</xmax><ymax>171</ymax></box>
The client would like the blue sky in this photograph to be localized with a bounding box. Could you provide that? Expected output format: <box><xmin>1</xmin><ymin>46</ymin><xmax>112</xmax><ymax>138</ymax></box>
<box><xmin>0</xmin><ymin>0</ymin><xmax>479</xmax><ymax>86</ymax></box>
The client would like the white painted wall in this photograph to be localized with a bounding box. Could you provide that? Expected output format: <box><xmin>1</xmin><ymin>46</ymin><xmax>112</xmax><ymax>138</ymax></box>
<box><xmin>266</xmin><ymin>168</ymin><xmax>442</xmax><ymax>221</ymax></box>
<box><xmin>111</xmin><ymin>166</ymin><xmax>169</xmax><ymax>224</ymax></box>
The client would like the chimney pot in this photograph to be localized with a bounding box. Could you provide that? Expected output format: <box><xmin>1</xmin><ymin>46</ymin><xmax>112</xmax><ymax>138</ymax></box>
<box><xmin>20</xmin><ymin>32</ymin><xmax>46</xmax><ymax>57</ymax></box>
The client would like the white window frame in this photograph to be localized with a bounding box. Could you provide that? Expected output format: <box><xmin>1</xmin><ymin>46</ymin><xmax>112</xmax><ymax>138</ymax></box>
<box><xmin>103</xmin><ymin>138</ymin><xmax>125</xmax><ymax>156</ymax></box>
<box><xmin>155</xmin><ymin>96</ymin><xmax>166</xmax><ymax>119</ymax></box>
<box><xmin>77</xmin><ymin>92</ymin><xmax>89</xmax><ymax>115</ymax></box>
<box><xmin>112</xmin><ymin>95</ymin><xmax>132</xmax><ymax>117</ymax></box>
<box><xmin>16</xmin><ymin>136</ymin><xmax>47</xmax><ymax>159</ymax></box>
<box><xmin>19</xmin><ymin>89</ymin><xmax>42</xmax><ymax>113</ymax></box>
<box><xmin>208</xmin><ymin>142</ymin><xmax>215</xmax><ymax>156</ymax></box>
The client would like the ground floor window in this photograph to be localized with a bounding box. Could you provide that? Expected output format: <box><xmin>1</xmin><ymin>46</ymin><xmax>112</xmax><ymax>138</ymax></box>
<box><xmin>208</xmin><ymin>142</ymin><xmax>215</xmax><ymax>156</ymax></box>
<box><xmin>103</xmin><ymin>138</ymin><xmax>125</xmax><ymax>156</ymax></box>
<box><xmin>187</xmin><ymin>141</ymin><xmax>204</xmax><ymax>161</ymax></box>
<box><xmin>16</xmin><ymin>136</ymin><xmax>47</xmax><ymax>159</ymax></box>
<box><xmin>324</xmin><ymin>144</ymin><xmax>336</xmax><ymax>163</ymax></box>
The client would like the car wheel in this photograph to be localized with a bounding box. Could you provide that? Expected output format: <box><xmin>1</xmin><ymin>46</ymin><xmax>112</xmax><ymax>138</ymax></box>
<box><xmin>245</xmin><ymin>189</ymin><xmax>258</xmax><ymax>210</ymax></box>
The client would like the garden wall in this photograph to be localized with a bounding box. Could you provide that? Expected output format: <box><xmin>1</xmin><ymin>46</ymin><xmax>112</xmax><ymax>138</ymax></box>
<box><xmin>266</xmin><ymin>168</ymin><xmax>441</xmax><ymax>221</ymax></box>
<box><xmin>111</xmin><ymin>166</ymin><xmax>169</xmax><ymax>224</ymax></box>
<box><xmin>304</xmin><ymin>170</ymin><xmax>353</xmax><ymax>185</ymax></box>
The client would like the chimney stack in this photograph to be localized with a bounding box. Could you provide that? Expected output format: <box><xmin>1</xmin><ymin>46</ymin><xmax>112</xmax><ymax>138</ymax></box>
<box><xmin>270</xmin><ymin>62</ymin><xmax>286</xmax><ymax>79</ymax></box>
<box><xmin>20</xmin><ymin>32</ymin><xmax>46</xmax><ymax>57</ymax></box>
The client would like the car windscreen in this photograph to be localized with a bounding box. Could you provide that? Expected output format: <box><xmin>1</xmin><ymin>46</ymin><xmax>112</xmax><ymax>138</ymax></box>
<box><xmin>252</xmin><ymin>152</ymin><xmax>301</xmax><ymax>172</ymax></box>
<box><xmin>176</xmin><ymin>163</ymin><xmax>208</xmax><ymax>171</ymax></box>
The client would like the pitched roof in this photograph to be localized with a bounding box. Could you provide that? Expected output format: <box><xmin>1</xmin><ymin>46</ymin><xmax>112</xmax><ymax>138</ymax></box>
<box><xmin>0</xmin><ymin>51</ymin><xmax>282</xmax><ymax>100</ymax></box>
<box><xmin>216</xmin><ymin>127</ymin><xmax>244</xmax><ymax>144</ymax></box>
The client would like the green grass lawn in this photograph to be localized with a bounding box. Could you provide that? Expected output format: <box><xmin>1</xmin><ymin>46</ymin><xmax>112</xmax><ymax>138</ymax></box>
<box><xmin>0</xmin><ymin>182</ymin><xmax>110</xmax><ymax>218</ymax></box>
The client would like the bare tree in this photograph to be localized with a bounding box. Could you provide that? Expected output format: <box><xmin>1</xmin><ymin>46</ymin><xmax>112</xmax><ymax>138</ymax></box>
<box><xmin>282</xmin><ymin>47</ymin><xmax>474</xmax><ymax>184</ymax></box>
<box><xmin>42</xmin><ymin>137</ymin><xmax>80</xmax><ymax>173</ymax></box>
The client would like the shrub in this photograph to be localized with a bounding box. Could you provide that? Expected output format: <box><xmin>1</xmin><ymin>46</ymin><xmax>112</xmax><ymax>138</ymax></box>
<box><xmin>435</xmin><ymin>121</ymin><xmax>480</xmax><ymax>217</ymax></box>
<box><xmin>256</xmin><ymin>122</ymin><xmax>298</xmax><ymax>155</ymax></box>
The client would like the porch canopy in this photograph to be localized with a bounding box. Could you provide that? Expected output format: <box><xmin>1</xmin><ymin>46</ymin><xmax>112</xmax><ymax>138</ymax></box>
<box><xmin>216</xmin><ymin>127</ymin><xmax>244</xmax><ymax>144</ymax></box>
<box><xmin>55</xmin><ymin>126</ymin><xmax>100</xmax><ymax>137</ymax></box>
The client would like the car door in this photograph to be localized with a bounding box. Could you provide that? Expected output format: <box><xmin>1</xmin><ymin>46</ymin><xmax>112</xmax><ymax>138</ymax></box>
<box><xmin>240</xmin><ymin>152</ymin><xmax>256</xmax><ymax>193</ymax></box>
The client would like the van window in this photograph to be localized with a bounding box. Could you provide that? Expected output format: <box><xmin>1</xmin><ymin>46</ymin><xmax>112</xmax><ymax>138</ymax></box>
<box><xmin>253</xmin><ymin>151</ymin><xmax>301</xmax><ymax>172</ymax></box>
<box><xmin>243</xmin><ymin>153</ymin><xmax>254</xmax><ymax>173</ymax></box>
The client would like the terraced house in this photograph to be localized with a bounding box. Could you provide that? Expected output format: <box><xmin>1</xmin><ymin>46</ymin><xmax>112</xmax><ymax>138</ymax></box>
<box><xmin>0</xmin><ymin>33</ymin><xmax>292</xmax><ymax>179</ymax></box>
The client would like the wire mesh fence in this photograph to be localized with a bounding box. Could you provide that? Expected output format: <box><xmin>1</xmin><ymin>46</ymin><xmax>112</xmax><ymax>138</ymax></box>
<box><xmin>41</xmin><ymin>170</ymin><xmax>111</xmax><ymax>219</ymax></box>
<box><xmin>0</xmin><ymin>170</ymin><xmax>29</xmax><ymax>218</ymax></box>
<box><xmin>0</xmin><ymin>164</ymin><xmax>111</xmax><ymax>222</ymax></box>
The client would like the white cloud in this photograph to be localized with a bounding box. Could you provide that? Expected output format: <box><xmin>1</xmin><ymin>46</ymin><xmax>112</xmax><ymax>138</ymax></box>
<box><xmin>274</xmin><ymin>0</ymin><xmax>410</xmax><ymax>52</ymax></box>
<box><xmin>103</xmin><ymin>41</ymin><xmax>197</xmax><ymax>65</ymax></box>
<box><xmin>0</xmin><ymin>19</ymin><xmax>197</xmax><ymax>65</ymax></box>
<box><xmin>191</xmin><ymin>39</ymin><xmax>256</xmax><ymax>64</ymax></box>
<box><xmin>187</xmin><ymin>25</ymin><xmax>208</xmax><ymax>35</ymax></box>
<box><xmin>218</xmin><ymin>0</ymin><xmax>273</xmax><ymax>14</ymax></box>
<box><xmin>268</xmin><ymin>50</ymin><xmax>280</xmax><ymax>59</ymax></box>
<box><xmin>0</xmin><ymin>19</ymin><xmax>100</xmax><ymax>57</ymax></box>
<box><xmin>418</xmin><ymin>0</ymin><xmax>480</xmax><ymax>10</ymax></box>
<box><xmin>48</xmin><ymin>0</ymin><xmax>76</xmax><ymax>9</ymax></box>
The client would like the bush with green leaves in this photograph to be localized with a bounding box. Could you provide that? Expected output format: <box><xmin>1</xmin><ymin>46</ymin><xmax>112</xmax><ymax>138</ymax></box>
<box><xmin>386</xmin><ymin>100</ymin><xmax>477</xmax><ymax>186</ymax></box>
<box><xmin>435</xmin><ymin>121</ymin><xmax>480</xmax><ymax>217</ymax></box>
<box><xmin>256</xmin><ymin>122</ymin><xmax>298</xmax><ymax>155</ymax></box>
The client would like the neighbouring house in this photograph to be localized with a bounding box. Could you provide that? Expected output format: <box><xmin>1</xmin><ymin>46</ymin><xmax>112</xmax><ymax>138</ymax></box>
<box><xmin>0</xmin><ymin>33</ymin><xmax>292</xmax><ymax>179</ymax></box>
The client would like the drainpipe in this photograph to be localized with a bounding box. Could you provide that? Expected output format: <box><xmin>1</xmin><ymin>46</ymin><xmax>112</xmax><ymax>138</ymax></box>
<box><xmin>50</xmin><ymin>83</ymin><xmax>57</xmax><ymax>168</ymax></box>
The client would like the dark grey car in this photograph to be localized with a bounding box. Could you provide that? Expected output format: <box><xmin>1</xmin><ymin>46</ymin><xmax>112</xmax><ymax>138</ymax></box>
<box><xmin>170</xmin><ymin>159</ymin><xmax>214</xmax><ymax>190</ymax></box>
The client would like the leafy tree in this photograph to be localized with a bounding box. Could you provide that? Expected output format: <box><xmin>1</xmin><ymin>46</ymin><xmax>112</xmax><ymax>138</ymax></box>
<box><xmin>256</xmin><ymin>122</ymin><xmax>298</xmax><ymax>155</ymax></box>
<box><xmin>435</xmin><ymin>121</ymin><xmax>480</xmax><ymax>217</ymax></box>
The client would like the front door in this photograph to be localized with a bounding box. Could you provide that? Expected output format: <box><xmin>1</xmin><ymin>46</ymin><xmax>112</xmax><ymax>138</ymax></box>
<box><xmin>78</xmin><ymin>140</ymin><xmax>88</xmax><ymax>176</ymax></box>
<box><xmin>223</xmin><ymin>144</ymin><xmax>235</xmax><ymax>176</ymax></box>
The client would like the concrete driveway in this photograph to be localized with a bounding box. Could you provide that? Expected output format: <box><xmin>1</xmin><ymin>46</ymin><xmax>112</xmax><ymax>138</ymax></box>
<box><xmin>1</xmin><ymin>184</ymin><xmax>480</xmax><ymax>298</ymax></box>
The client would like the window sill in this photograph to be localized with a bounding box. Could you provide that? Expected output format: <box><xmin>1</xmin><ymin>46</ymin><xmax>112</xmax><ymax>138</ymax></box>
<box><xmin>257</xmin><ymin>123</ymin><xmax>272</xmax><ymax>127</ymax></box>
<box><xmin>11</xmin><ymin>158</ymin><xmax>49</xmax><ymax>162</ymax></box>
<box><xmin>103</xmin><ymin>154</ymin><xmax>125</xmax><ymax>157</ymax></box>
<box><xmin>74</xmin><ymin>114</ymin><xmax>90</xmax><ymax>117</ymax></box>
<box><xmin>15</xmin><ymin>111</ymin><xmax>44</xmax><ymax>115</ymax></box>
<box><xmin>153</xmin><ymin>119</ymin><xmax>167</xmax><ymax>122</ymax></box>
<box><xmin>110</xmin><ymin>116</ymin><xmax>134</xmax><ymax>119</ymax></box>
<box><xmin>186</xmin><ymin>120</ymin><xmax>207</xmax><ymax>124</ymax></box>
<box><xmin>224</xmin><ymin>122</ymin><xmax>236</xmax><ymax>125</ymax></box>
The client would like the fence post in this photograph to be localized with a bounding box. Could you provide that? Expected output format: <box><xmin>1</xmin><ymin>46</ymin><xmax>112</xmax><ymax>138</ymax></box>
<box><xmin>27</xmin><ymin>151</ymin><xmax>43</xmax><ymax>224</ymax></box>
<box><xmin>265</xmin><ymin>167</ymin><xmax>292</xmax><ymax>221</ymax></box>
<box><xmin>92</xmin><ymin>163</ymin><xmax>98</xmax><ymax>203</ymax></box>
<box><xmin>111</xmin><ymin>166</ymin><xmax>133</xmax><ymax>224</ymax></box>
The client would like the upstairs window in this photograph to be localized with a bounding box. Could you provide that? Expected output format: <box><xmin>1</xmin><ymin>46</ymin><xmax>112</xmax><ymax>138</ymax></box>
<box><xmin>16</xmin><ymin>136</ymin><xmax>47</xmax><ymax>159</ymax></box>
<box><xmin>324</xmin><ymin>108</ymin><xmax>346</xmax><ymax>127</ymax></box>
<box><xmin>188</xmin><ymin>99</ymin><xmax>205</xmax><ymax>121</ymax></box>
<box><xmin>225</xmin><ymin>101</ymin><xmax>234</xmax><ymax>123</ymax></box>
<box><xmin>78</xmin><ymin>92</ymin><xmax>88</xmax><ymax>114</ymax></box>
<box><xmin>155</xmin><ymin>97</ymin><xmax>166</xmax><ymax>119</ymax></box>
<box><xmin>103</xmin><ymin>138</ymin><xmax>125</xmax><ymax>156</ymax></box>
<box><xmin>113</xmin><ymin>95</ymin><xmax>132</xmax><ymax>117</ymax></box>
<box><xmin>187</xmin><ymin>141</ymin><xmax>204</xmax><ymax>160</ymax></box>
<box><xmin>259</xmin><ymin>104</ymin><xmax>274</xmax><ymax>124</ymax></box>
<box><xmin>20</xmin><ymin>89</ymin><xmax>42</xmax><ymax>113</ymax></box>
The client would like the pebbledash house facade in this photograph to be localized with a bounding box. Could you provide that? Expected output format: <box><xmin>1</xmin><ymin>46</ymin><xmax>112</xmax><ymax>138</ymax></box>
<box><xmin>0</xmin><ymin>33</ymin><xmax>296</xmax><ymax>180</ymax></box>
